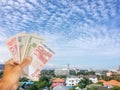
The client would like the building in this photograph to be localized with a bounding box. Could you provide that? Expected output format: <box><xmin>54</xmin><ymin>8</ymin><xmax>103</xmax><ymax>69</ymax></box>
<box><xmin>106</xmin><ymin>71</ymin><xmax>112</xmax><ymax>76</ymax></box>
<box><xmin>95</xmin><ymin>70</ymin><xmax>103</xmax><ymax>76</ymax></box>
<box><xmin>54</xmin><ymin>68</ymin><xmax>69</xmax><ymax>76</ymax></box>
<box><xmin>89</xmin><ymin>76</ymin><xmax>98</xmax><ymax>83</ymax></box>
<box><xmin>95</xmin><ymin>70</ymin><xmax>108</xmax><ymax>76</ymax></box>
<box><xmin>52</xmin><ymin>78</ymin><xmax>65</xmax><ymax>88</ymax></box>
<box><xmin>86</xmin><ymin>75</ymin><xmax>98</xmax><ymax>83</ymax></box>
<box><xmin>80</xmin><ymin>69</ymin><xmax>88</xmax><ymax>73</ymax></box>
<box><xmin>65</xmin><ymin>76</ymin><xmax>83</xmax><ymax>86</ymax></box>
<box><xmin>0</xmin><ymin>64</ymin><xmax>4</xmax><ymax>72</ymax></box>
<box><xmin>106</xmin><ymin>70</ymin><xmax>120</xmax><ymax>76</ymax></box>
<box><xmin>65</xmin><ymin>75</ymin><xmax>98</xmax><ymax>86</ymax></box>
<box><xmin>117</xmin><ymin>71</ymin><xmax>120</xmax><ymax>75</ymax></box>
<box><xmin>116</xmin><ymin>65</ymin><xmax>120</xmax><ymax>75</ymax></box>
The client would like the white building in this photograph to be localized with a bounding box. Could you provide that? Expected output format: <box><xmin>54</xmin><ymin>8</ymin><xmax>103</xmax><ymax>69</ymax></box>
<box><xmin>65</xmin><ymin>76</ymin><xmax>83</xmax><ymax>86</ymax></box>
<box><xmin>54</xmin><ymin>68</ymin><xmax>69</xmax><ymax>76</ymax></box>
<box><xmin>88</xmin><ymin>75</ymin><xmax>98</xmax><ymax>83</ymax></box>
<box><xmin>66</xmin><ymin>75</ymin><xmax>98</xmax><ymax>86</ymax></box>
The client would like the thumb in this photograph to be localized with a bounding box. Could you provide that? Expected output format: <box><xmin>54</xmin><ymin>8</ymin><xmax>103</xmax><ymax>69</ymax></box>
<box><xmin>20</xmin><ymin>56</ymin><xmax>32</xmax><ymax>69</ymax></box>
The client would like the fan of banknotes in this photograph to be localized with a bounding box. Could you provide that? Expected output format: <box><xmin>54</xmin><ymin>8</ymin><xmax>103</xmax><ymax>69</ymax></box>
<box><xmin>6</xmin><ymin>32</ymin><xmax>54</xmax><ymax>80</ymax></box>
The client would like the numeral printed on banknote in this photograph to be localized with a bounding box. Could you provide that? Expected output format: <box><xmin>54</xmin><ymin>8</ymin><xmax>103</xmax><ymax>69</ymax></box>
<box><xmin>27</xmin><ymin>43</ymin><xmax>54</xmax><ymax>80</ymax></box>
<box><xmin>22</xmin><ymin>34</ymin><xmax>45</xmax><ymax>60</ymax></box>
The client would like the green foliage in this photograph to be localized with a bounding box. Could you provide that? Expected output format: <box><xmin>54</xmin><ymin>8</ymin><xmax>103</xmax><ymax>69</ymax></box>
<box><xmin>77</xmin><ymin>71</ymin><xmax>95</xmax><ymax>75</ymax></box>
<box><xmin>87</xmin><ymin>88</ymin><xmax>91</xmax><ymax>90</ymax></box>
<box><xmin>114</xmin><ymin>76</ymin><xmax>120</xmax><ymax>82</ymax></box>
<box><xmin>78</xmin><ymin>77</ymin><xmax>93</xmax><ymax>89</ymax></box>
<box><xmin>41</xmin><ymin>70</ymin><xmax>55</xmax><ymax>77</ymax></box>
<box><xmin>69</xmin><ymin>70</ymin><xmax>96</xmax><ymax>76</ymax></box>
<box><xmin>35</xmin><ymin>81</ymin><xmax>45</xmax><ymax>89</ymax></box>
<box><xmin>0</xmin><ymin>71</ymin><xmax>3</xmax><ymax>78</ymax></box>
<box><xmin>70</xmin><ymin>77</ymin><xmax>93</xmax><ymax>90</ymax></box>
<box><xmin>96</xmin><ymin>75</ymin><xmax>100</xmax><ymax>80</ymax></box>
<box><xmin>28</xmin><ymin>70</ymin><xmax>54</xmax><ymax>89</ymax></box>
<box><xmin>29</xmin><ymin>75</ymin><xmax>52</xmax><ymax>90</ymax></box>
<box><xmin>87</xmin><ymin>86</ymin><xmax>99</xmax><ymax>90</ymax></box>
<box><xmin>92</xmin><ymin>87</ymin><xmax>98</xmax><ymax>90</ymax></box>
<box><xmin>111</xmin><ymin>86</ymin><xmax>120</xmax><ymax>90</ymax></box>
<box><xmin>69</xmin><ymin>70</ymin><xmax>77</xmax><ymax>75</ymax></box>
<box><xmin>100</xmin><ymin>75</ymin><xmax>113</xmax><ymax>81</ymax></box>
<box><xmin>87</xmin><ymin>86</ymin><xmax>101</xmax><ymax>90</ymax></box>
<box><xmin>100</xmin><ymin>75</ymin><xmax>120</xmax><ymax>82</ymax></box>
<box><xmin>20</xmin><ymin>77</ymin><xmax>29</xmax><ymax>82</ymax></box>
<box><xmin>97</xmin><ymin>82</ymin><xmax>103</xmax><ymax>86</ymax></box>
<box><xmin>70</xmin><ymin>86</ymin><xmax>77</xmax><ymax>90</ymax></box>
<box><xmin>55</xmin><ymin>75</ymin><xmax>66</xmax><ymax>79</ymax></box>
<box><xmin>29</xmin><ymin>84</ymin><xmax>39</xmax><ymax>90</ymax></box>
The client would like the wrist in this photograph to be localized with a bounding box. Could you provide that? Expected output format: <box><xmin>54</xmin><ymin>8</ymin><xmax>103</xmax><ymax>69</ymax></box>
<box><xmin>0</xmin><ymin>79</ymin><xmax>12</xmax><ymax>90</ymax></box>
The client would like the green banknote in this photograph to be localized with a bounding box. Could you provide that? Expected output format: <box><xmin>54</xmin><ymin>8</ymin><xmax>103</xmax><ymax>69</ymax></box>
<box><xmin>22</xmin><ymin>34</ymin><xmax>45</xmax><ymax>60</ymax></box>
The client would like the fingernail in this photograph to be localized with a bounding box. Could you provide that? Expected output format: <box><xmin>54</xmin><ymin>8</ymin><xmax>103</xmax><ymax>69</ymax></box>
<box><xmin>14</xmin><ymin>62</ymin><xmax>19</xmax><ymax>65</ymax></box>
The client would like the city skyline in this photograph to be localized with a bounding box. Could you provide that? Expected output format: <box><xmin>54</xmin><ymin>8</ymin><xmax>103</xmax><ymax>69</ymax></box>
<box><xmin>0</xmin><ymin>0</ymin><xmax>120</xmax><ymax>69</ymax></box>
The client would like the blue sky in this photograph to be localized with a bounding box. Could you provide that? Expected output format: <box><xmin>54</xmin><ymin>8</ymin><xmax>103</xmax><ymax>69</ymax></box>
<box><xmin>0</xmin><ymin>0</ymin><xmax>120</xmax><ymax>70</ymax></box>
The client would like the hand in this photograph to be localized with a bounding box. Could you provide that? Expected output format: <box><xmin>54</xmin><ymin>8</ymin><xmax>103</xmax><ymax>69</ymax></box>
<box><xmin>0</xmin><ymin>56</ymin><xmax>32</xmax><ymax>90</ymax></box>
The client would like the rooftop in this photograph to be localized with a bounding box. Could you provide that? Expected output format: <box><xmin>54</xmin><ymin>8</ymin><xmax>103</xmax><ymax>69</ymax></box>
<box><xmin>53</xmin><ymin>78</ymin><xmax>64</xmax><ymax>83</ymax></box>
<box><xmin>100</xmin><ymin>80</ymin><xmax>120</xmax><ymax>87</ymax></box>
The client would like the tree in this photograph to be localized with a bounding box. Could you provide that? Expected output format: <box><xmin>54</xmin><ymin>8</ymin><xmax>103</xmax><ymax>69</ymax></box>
<box><xmin>77</xmin><ymin>71</ymin><xmax>95</xmax><ymax>75</ymax></box>
<box><xmin>70</xmin><ymin>77</ymin><xmax>93</xmax><ymax>90</ymax></box>
<box><xmin>29</xmin><ymin>75</ymin><xmax>52</xmax><ymax>90</ymax></box>
<box><xmin>78</xmin><ymin>77</ymin><xmax>93</xmax><ymax>89</ymax></box>
<box><xmin>55</xmin><ymin>75</ymin><xmax>66</xmax><ymax>79</ymax></box>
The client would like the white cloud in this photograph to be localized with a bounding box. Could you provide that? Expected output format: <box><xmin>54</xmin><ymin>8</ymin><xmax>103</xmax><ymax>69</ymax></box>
<box><xmin>17</xmin><ymin>0</ymin><xmax>26</xmax><ymax>4</ymax></box>
<box><xmin>66</xmin><ymin>25</ymin><xmax>120</xmax><ymax>57</ymax></box>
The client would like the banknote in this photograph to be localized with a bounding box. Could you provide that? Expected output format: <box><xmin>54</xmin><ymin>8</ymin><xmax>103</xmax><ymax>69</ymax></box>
<box><xmin>17</xmin><ymin>33</ymin><xmax>29</xmax><ymax>61</ymax></box>
<box><xmin>22</xmin><ymin>35</ymin><xmax>45</xmax><ymax>75</ymax></box>
<box><xmin>27</xmin><ymin>43</ymin><xmax>54</xmax><ymax>80</ymax></box>
<box><xmin>22</xmin><ymin>34</ymin><xmax>45</xmax><ymax>60</ymax></box>
<box><xmin>6</xmin><ymin>36</ymin><xmax>19</xmax><ymax>63</ymax></box>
